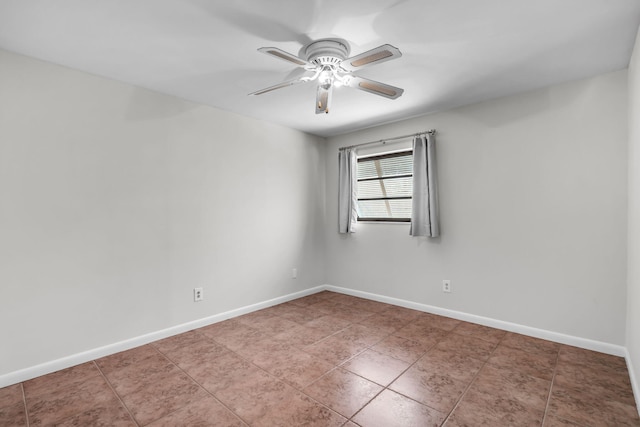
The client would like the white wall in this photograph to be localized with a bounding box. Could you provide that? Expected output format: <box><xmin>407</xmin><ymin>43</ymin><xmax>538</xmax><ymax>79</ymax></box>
<box><xmin>0</xmin><ymin>49</ymin><xmax>326</xmax><ymax>376</ymax></box>
<box><xmin>627</xmin><ymin>27</ymin><xmax>640</xmax><ymax>401</ymax></box>
<box><xmin>0</xmin><ymin>44</ymin><xmax>632</xmax><ymax>382</ymax></box>
<box><xmin>325</xmin><ymin>70</ymin><xmax>628</xmax><ymax>345</ymax></box>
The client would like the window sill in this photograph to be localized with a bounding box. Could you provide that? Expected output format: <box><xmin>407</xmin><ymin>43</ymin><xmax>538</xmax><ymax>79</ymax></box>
<box><xmin>357</xmin><ymin>221</ymin><xmax>410</xmax><ymax>225</ymax></box>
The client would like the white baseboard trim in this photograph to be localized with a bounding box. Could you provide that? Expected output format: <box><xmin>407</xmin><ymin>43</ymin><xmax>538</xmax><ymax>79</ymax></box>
<box><xmin>0</xmin><ymin>284</ymin><xmax>629</xmax><ymax>388</ymax></box>
<box><xmin>324</xmin><ymin>285</ymin><xmax>627</xmax><ymax>357</ymax></box>
<box><xmin>0</xmin><ymin>286</ymin><xmax>324</xmax><ymax>388</ymax></box>
<box><xmin>625</xmin><ymin>348</ymin><xmax>640</xmax><ymax>417</ymax></box>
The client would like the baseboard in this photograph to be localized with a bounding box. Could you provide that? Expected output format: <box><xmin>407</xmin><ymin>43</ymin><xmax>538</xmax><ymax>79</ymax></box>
<box><xmin>626</xmin><ymin>348</ymin><xmax>640</xmax><ymax>417</ymax></box>
<box><xmin>0</xmin><ymin>286</ymin><xmax>324</xmax><ymax>388</ymax></box>
<box><xmin>324</xmin><ymin>285</ymin><xmax>627</xmax><ymax>357</ymax></box>
<box><xmin>1</xmin><ymin>283</ymin><xmax>629</xmax><ymax>388</ymax></box>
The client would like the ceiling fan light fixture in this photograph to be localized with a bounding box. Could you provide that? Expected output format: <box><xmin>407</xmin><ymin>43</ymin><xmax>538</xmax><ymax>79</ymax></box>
<box><xmin>319</xmin><ymin>66</ymin><xmax>334</xmax><ymax>89</ymax></box>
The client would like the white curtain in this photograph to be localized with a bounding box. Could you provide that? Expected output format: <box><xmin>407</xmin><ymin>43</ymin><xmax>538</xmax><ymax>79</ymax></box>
<box><xmin>338</xmin><ymin>147</ymin><xmax>357</xmax><ymax>233</ymax></box>
<box><xmin>410</xmin><ymin>134</ymin><xmax>440</xmax><ymax>237</ymax></box>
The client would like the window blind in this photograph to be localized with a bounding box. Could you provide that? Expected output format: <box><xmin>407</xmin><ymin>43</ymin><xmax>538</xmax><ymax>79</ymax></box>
<box><xmin>356</xmin><ymin>150</ymin><xmax>413</xmax><ymax>222</ymax></box>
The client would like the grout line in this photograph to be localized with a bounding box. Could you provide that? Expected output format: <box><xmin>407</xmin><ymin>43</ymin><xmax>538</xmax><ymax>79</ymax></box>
<box><xmin>348</xmin><ymin>312</ymin><xmax>482</xmax><ymax>421</ymax></box>
<box><xmin>303</xmin><ymin>327</ymin><xmax>406</xmax><ymax>422</ymax></box>
<box><xmin>20</xmin><ymin>382</ymin><xmax>30</xmax><ymax>427</ymax></box>
<box><xmin>439</xmin><ymin>330</ymin><xmax>507</xmax><ymax>425</ymax></box>
<box><xmin>17</xmin><ymin>363</ymin><xmax>120</xmax><ymax>426</ymax></box>
<box><xmin>241</xmin><ymin>325</ymin><xmax>367</xmax><ymax>423</ymax></box>
<box><xmin>152</xmin><ymin>342</ymin><xmax>253</xmax><ymax>426</ymax></box>
<box><xmin>345</xmin><ymin>387</ymin><xmax>386</xmax><ymax>423</ymax></box>
<box><xmin>299</xmin><ymin>361</ymin><xmax>344</xmax><ymax>392</ymax></box>
<box><xmin>93</xmin><ymin>360</ymin><xmax>141</xmax><ymax>427</ymax></box>
<box><xmin>157</xmin><ymin>323</ymin><xmax>350</xmax><ymax>426</ymax></box>
<box><xmin>345</xmin><ymin>323</ymin><xmax>452</xmax><ymax>423</ymax></box>
<box><xmin>347</xmin><ymin>323</ymin><xmax>490</xmax><ymax>423</ymax></box>
<box><xmin>215</xmin><ymin>303</ymin><xmax>404</xmax><ymax>423</ymax></box>
<box><xmin>540</xmin><ymin>347</ymin><xmax>561</xmax><ymax>426</ymax></box>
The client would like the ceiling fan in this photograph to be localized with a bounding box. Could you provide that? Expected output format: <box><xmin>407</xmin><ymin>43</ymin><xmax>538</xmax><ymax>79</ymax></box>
<box><xmin>249</xmin><ymin>38</ymin><xmax>404</xmax><ymax>114</ymax></box>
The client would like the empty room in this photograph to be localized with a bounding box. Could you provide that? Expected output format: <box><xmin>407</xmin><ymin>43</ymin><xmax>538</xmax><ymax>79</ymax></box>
<box><xmin>1</xmin><ymin>1</ymin><xmax>640</xmax><ymax>426</ymax></box>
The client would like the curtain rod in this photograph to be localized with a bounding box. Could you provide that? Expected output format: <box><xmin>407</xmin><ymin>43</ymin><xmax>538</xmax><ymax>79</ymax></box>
<box><xmin>341</xmin><ymin>129</ymin><xmax>436</xmax><ymax>150</ymax></box>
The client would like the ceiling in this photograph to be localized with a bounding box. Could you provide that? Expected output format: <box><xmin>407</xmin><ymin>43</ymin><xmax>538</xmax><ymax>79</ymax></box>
<box><xmin>1</xmin><ymin>0</ymin><xmax>639</xmax><ymax>137</ymax></box>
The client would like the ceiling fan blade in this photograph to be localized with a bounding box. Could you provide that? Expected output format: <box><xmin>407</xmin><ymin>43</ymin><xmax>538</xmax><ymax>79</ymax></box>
<box><xmin>347</xmin><ymin>76</ymin><xmax>404</xmax><ymax>99</ymax></box>
<box><xmin>258</xmin><ymin>47</ymin><xmax>313</xmax><ymax>68</ymax></box>
<box><xmin>340</xmin><ymin>44</ymin><xmax>402</xmax><ymax>72</ymax></box>
<box><xmin>315</xmin><ymin>84</ymin><xmax>333</xmax><ymax>114</ymax></box>
<box><xmin>249</xmin><ymin>78</ymin><xmax>307</xmax><ymax>96</ymax></box>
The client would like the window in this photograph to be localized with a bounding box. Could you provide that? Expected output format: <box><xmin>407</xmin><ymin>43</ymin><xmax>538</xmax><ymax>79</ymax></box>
<box><xmin>356</xmin><ymin>150</ymin><xmax>413</xmax><ymax>222</ymax></box>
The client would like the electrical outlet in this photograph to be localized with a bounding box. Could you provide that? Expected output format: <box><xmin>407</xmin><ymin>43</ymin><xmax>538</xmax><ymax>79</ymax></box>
<box><xmin>442</xmin><ymin>280</ymin><xmax>451</xmax><ymax>293</ymax></box>
<box><xmin>194</xmin><ymin>287</ymin><xmax>203</xmax><ymax>302</ymax></box>
<box><xmin>292</xmin><ymin>268</ymin><xmax>297</xmax><ymax>279</ymax></box>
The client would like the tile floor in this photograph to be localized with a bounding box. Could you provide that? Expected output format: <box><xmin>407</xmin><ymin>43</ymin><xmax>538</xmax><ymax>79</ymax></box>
<box><xmin>1</xmin><ymin>291</ymin><xmax>639</xmax><ymax>426</ymax></box>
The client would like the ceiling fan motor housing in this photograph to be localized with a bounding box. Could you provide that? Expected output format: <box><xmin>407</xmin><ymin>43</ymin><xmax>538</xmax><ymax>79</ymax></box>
<box><xmin>305</xmin><ymin>39</ymin><xmax>350</xmax><ymax>66</ymax></box>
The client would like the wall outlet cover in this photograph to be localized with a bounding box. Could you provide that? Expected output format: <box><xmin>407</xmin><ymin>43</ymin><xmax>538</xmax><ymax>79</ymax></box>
<box><xmin>442</xmin><ymin>280</ymin><xmax>451</xmax><ymax>293</ymax></box>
